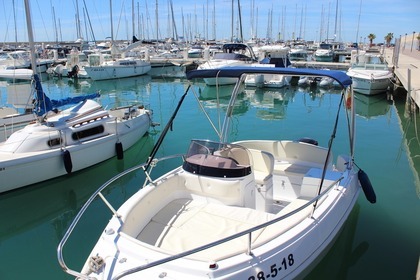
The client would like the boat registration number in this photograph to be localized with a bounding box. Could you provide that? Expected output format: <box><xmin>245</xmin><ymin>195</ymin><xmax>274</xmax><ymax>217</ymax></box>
<box><xmin>247</xmin><ymin>253</ymin><xmax>295</xmax><ymax>280</ymax></box>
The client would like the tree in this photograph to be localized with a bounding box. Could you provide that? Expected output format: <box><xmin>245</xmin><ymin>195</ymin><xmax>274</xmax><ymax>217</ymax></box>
<box><xmin>384</xmin><ymin>33</ymin><xmax>393</xmax><ymax>47</ymax></box>
<box><xmin>368</xmin><ymin>33</ymin><xmax>376</xmax><ymax>47</ymax></box>
<box><xmin>417</xmin><ymin>34</ymin><xmax>420</xmax><ymax>51</ymax></box>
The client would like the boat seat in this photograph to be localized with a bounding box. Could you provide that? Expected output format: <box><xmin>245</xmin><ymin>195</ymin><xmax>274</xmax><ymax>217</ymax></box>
<box><xmin>182</xmin><ymin>170</ymin><xmax>250</xmax><ymax>206</ymax></box>
<box><xmin>247</xmin><ymin>148</ymin><xmax>274</xmax><ymax>185</ymax></box>
<box><xmin>299</xmin><ymin>168</ymin><xmax>342</xmax><ymax>199</ymax></box>
<box><xmin>235</xmin><ymin>140</ymin><xmax>332</xmax><ymax>177</ymax></box>
<box><xmin>136</xmin><ymin>197</ymin><xmax>316</xmax><ymax>262</ymax></box>
<box><xmin>137</xmin><ymin>198</ymin><xmax>276</xmax><ymax>261</ymax></box>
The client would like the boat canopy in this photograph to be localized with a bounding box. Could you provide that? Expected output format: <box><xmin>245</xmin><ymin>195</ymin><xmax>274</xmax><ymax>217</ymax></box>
<box><xmin>186</xmin><ymin>66</ymin><xmax>353</xmax><ymax>88</ymax></box>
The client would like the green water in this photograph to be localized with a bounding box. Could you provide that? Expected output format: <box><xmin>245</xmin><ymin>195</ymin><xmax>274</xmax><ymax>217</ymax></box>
<box><xmin>0</xmin><ymin>75</ymin><xmax>418</xmax><ymax>279</ymax></box>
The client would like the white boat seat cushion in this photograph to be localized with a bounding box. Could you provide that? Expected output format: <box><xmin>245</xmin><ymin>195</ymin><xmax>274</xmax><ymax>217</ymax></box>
<box><xmin>137</xmin><ymin>199</ymin><xmax>275</xmax><ymax>261</ymax></box>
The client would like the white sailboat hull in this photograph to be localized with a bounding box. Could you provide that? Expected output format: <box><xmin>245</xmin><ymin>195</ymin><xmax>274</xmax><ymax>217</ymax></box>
<box><xmin>0</xmin><ymin>68</ymin><xmax>33</xmax><ymax>80</ymax></box>
<box><xmin>85</xmin><ymin>61</ymin><xmax>151</xmax><ymax>81</ymax></box>
<box><xmin>0</xmin><ymin>104</ymin><xmax>151</xmax><ymax>193</ymax></box>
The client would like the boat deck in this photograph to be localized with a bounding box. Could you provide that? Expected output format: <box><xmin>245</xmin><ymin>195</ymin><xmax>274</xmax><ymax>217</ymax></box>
<box><xmin>135</xmin><ymin>196</ymin><xmax>312</xmax><ymax>261</ymax></box>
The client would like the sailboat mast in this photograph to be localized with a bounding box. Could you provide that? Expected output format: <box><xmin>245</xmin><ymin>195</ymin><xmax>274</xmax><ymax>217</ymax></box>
<box><xmin>132</xmin><ymin>0</ymin><xmax>135</xmax><ymax>39</ymax></box>
<box><xmin>237</xmin><ymin>0</ymin><xmax>243</xmax><ymax>42</ymax></box>
<box><xmin>110</xmin><ymin>0</ymin><xmax>114</xmax><ymax>42</ymax></box>
<box><xmin>334</xmin><ymin>0</ymin><xmax>338</xmax><ymax>41</ymax></box>
<box><xmin>24</xmin><ymin>0</ymin><xmax>37</xmax><ymax>73</ymax></box>
<box><xmin>231</xmin><ymin>0</ymin><xmax>234</xmax><ymax>42</ymax></box>
<box><xmin>155</xmin><ymin>0</ymin><xmax>159</xmax><ymax>41</ymax></box>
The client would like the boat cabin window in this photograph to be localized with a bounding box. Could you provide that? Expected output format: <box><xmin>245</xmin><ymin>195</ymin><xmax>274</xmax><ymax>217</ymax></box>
<box><xmin>120</xmin><ymin>61</ymin><xmax>137</xmax><ymax>65</ymax></box>
<box><xmin>47</xmin><ymin>137</ymin><xmax>62</xmax><ymax>147</ymax></box>
<box><xmin>72</xmin><ymin>125</ymin><xmax>104</xmax><ymax>140</ymax></box>
<box><xmin>183</xmin><ymin>140</ymin><xmax>251</xmax><ymax>178</ymax></box>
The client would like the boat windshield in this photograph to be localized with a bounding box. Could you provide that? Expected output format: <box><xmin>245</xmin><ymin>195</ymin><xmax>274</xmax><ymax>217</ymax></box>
<box><xmin>183</xmin><ymin>139</ymin><xmax>251</xmax><ymax>178</ymax></box>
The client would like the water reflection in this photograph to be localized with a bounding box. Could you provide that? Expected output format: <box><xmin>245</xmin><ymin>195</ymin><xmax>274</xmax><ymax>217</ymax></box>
<box><xmin>354</xmin><ymin>93</ymin><xmax>392</xmax><ymax>119</ymax></box>
<box><xmin>245</xmin><ymin>87</ymin><xmax>295</xmax><ymax>120</ymax></box>
<box><xmin>0</xmin><ymin>135</ymin><xmax>154</xmax><ymax>242</ymax></box>
<box><xmin>305</xmin><ymin>204</ymin><xmax>368</xmax><ymax>279</ymax></box>
<box><xmin>198</xmin><ymin>84</ymin><xmax>250</xmax><ymax>116</ymax></box>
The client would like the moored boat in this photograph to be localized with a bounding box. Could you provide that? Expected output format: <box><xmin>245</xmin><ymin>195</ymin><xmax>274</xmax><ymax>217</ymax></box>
<box><xmin>0</xmin><ymin>74</ymin><xmax>153</xmax><ymax>193</ymax></box>
<box><xmin>314</xmin><ymin>43</ymin><xmax>334</xmax><ymax>62</ymax></box>
<box><xmin>84</xmin><ymin>54</ymin><xmax>151</xmax><ymax>81</ymax></box>
<box><xmin>58</xmin><ymin>66</ymin><xmax>375</xmax><ymax>280</ymax></box>
<box><xmin>198</xmin><ymin>43</ymin><xmax>258</xmax><ymax>86</ymax></box>
<box><xmin>346</xmin><ymin>50</ymin><xmax>392</xmax><ymax>95</ymax></box>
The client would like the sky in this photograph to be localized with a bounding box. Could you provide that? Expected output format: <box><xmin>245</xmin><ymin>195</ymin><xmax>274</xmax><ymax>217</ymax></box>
<box><xmin>0</xmin><ymin>0</ymin><xmax>419</xmax><ymax>45</ymax></box>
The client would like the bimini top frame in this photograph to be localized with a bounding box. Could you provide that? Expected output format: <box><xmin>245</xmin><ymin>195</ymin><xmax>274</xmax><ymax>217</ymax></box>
<box><xmin>186</xmin><ymin>66</ymin><xmax>352</xmax><ymax>88</ymax></box>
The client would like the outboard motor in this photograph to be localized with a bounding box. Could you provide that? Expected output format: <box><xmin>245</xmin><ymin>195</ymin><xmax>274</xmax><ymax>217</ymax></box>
<box><xmin>67</xmin><ymin>65</ymin><xmax>79</xmax><ymax>78</ymax></box>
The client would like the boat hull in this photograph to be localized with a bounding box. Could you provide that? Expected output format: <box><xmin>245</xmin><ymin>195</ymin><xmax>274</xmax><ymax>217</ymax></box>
<box><xmin>314</xmin><ymin>55</ymin><xmax>334</xmax><ymax>62</ymax></box>
<box><xmin>0</xmin><ymin>114</ymin><xmax>150</xmax><ymax>193</ymax></box>
<box><xmin>85</xmin><ymin>64</ymin><xmax>151</xmax><ymax>81</ymax></box>
<box><xmin>81</xmin><ymin>167</ymin><xmax>360</xmax><ymax>279</ymax></box>
<box><xmin>349</xmin><ymin>76</ymin><xmax>390</xmax><ymax>95</ymax></box>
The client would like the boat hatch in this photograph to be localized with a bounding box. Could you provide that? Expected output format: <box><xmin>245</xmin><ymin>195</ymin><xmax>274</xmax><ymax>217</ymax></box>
<box><xmin>182</xmin><ymin>139</ymin><xmax>251</xmax><ymax>178</ymax></box>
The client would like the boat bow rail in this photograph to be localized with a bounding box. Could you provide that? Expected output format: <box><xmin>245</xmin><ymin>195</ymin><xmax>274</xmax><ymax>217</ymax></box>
<box><xmin>57</xmin><ymin>151</ymin><xmax>343</xmax><ymax>280</ymax></box>
<box><xmin>56</xmin><ymin>154</ymin><xmax>183</xmax><ymax>279</ymax></box>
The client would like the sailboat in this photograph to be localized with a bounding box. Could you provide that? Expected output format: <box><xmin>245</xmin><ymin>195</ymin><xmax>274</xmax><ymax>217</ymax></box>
<box><xmin>0</xmin><ymin>0</ymin><xmax>153</xmax><ymax>193</ymax></box>
<box><xmin>58</xmin><ymin>67</ymin><xmax>375</xmax><ymax>279</ymax></box>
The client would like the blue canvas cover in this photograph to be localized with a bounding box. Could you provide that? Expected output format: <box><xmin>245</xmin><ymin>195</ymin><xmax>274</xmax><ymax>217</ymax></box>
<box><xmin>186</xmin><ymin>66</ymin><xmax>352</xmax><ymax>88</ymax></box>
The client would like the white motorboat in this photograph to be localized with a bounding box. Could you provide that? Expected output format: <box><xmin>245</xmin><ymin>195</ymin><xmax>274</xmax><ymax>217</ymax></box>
<box><xmin>0</xmin><ymin>50</ymin><xmax>54</xmax><ymax>74</ymax></box>
<box><xmin>288</xmin><ymin>43</ymin><xmax>308</xmax><ymax>61</ymax></box>
<box><xmin>245</xmin><ymin>45</ymin><xmax>292</xmax><ymax>88</ymax></box>
<box><xmin>314</xmin><ymin>43</ymin><xmax>334</xmax><ymax>62</ymax></box>
<box><xmin>0</xmin><ymin>68</ymin><xmax>33</xmax><ymax>80</ymax></box>
<box><xmin>346</xmin><ymin>50</ymin><xmax>392</xmax><ymax>95</ymax></box>
<box><xmin>0</xmin><ymin>73</ymin><xmax>153</xmax><ymax>193</ymax></box>
<box><xmin>198</xmin><ymin>43</ymin><xmax>258</xmax><ymax>86</ymax></box>
<box><xmin>58</xmin><ymin>67</ymin><xmax>375</xmax><ymax>280</ymax></box>
<box><xmin>187</xmin><ymin>45</ymin><xmax>204</xmax><ymax>58</ymax></box>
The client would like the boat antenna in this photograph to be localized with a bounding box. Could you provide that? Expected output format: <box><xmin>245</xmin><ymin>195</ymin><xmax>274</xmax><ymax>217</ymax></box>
<box><xmin>144</xmin><ymin>84</ymin><xmax>191</xmax><ymax>171</ymax></box>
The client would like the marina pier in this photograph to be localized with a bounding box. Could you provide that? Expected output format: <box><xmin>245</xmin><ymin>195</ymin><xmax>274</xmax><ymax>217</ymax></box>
<box><xmin>385</xmin><ymin>33</ymin><xmax>420</xmax><ymax>110</ymax></box>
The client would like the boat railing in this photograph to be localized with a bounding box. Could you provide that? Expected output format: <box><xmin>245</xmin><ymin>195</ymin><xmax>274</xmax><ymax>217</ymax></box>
<box><xmin>57</xmin><ymin>153</ymin><xmax>343</xmax><ymax>280</ymax></box>
<box><xmin>111</xmin><ymin>177</ymin><xmax>343</xmax><ymax>280</ymax></box>
<box><xmin>56</xmin><ymin>153</ymin><xmax>184</xmax><ymax>280</ymax></box>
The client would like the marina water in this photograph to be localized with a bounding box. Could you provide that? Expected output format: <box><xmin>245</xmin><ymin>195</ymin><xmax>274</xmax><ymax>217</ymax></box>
<box><xmin>0</xmin><ymin>74</ymin><xmax>418</xmax><ymax>279</ymax></box>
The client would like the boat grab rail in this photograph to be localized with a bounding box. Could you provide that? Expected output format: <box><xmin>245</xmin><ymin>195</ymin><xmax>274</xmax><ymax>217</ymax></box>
<box><xmin>57</xmin><ymin>153</ymin><xmax>185</xmax><ymax>280</ymax></box>
<box><xmin>57</xmin><ymin>153</ymin><xmax>343</xmax><ymax>280</ymax></box>
<box><xmin>112</xmin><ymin>176</ymin><xmax>344</xmax><ymax>280</ymax></box>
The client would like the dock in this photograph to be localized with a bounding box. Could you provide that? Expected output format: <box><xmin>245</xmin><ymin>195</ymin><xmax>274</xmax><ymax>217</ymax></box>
<box><xmin>384</xmin><ymin>35</ymin><xmax>420</xmax><ymax>109</ymax></box>
<box><xmin>291</xmin><ymin>60</ymin><xmax>350</xmax><ymax>70</ymax></box>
